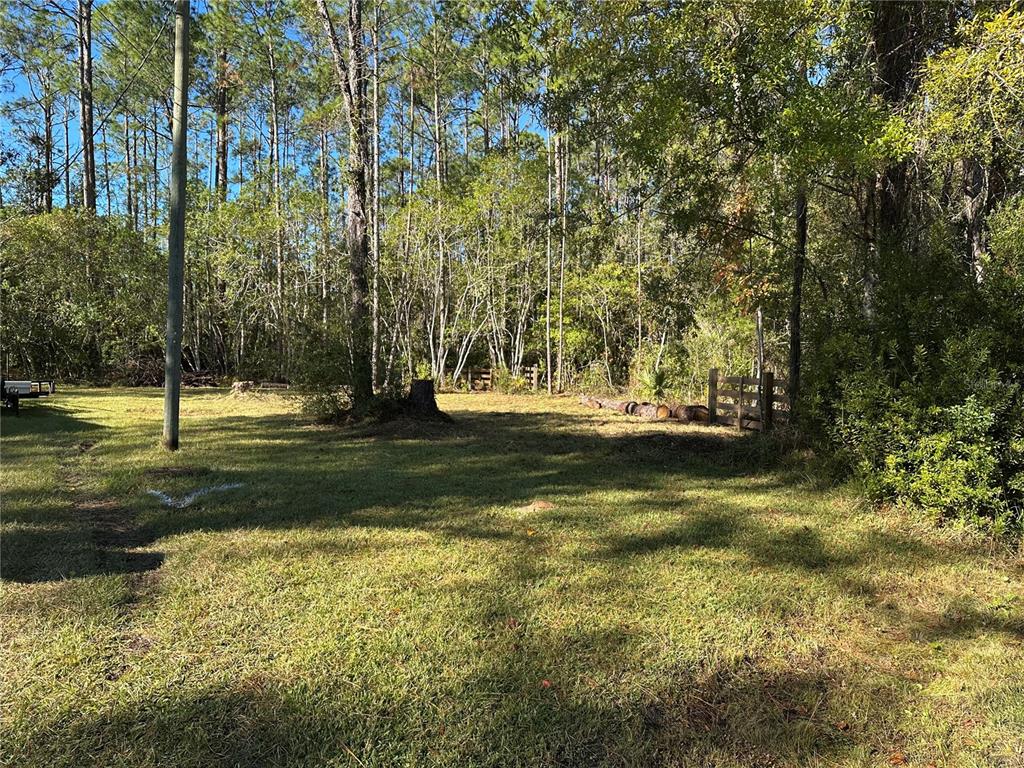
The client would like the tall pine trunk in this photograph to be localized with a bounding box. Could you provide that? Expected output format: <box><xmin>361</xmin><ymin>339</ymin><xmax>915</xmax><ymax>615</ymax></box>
<box><xmin>370</xmin><ymin>3</ymin><xmax>381</xmax><ymax>385</ymax></box>
<box><xmin>214</xmin><ymin>46</ymin><xmax>229</xmax><ymax>201</ymax></box>
<box><xmin>317</xmin><ymin>0</ymin><xmax>374</xmax><ymax>411</ymax></box>
<box><xmin>788</xmin><ymin>185</ymin><xmax>807</xmax><ymax>422</ymax></box>
<box><xmin>78</xmin><ymin>0</ymin><xmax>96</xmax><ymax>211</ymax></box>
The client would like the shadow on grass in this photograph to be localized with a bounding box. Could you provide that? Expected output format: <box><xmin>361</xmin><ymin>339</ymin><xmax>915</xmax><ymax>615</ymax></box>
<box><xmin>1</xmin><ymin>404</ymin><xmax>165</xmax><ymax>584</ymax></box>
<box><xmin>16</xmin><ymin>616</ymin><xmax>862</xmax><ymax>767</ymax></box>
<box><xmin>5</xmin><ymin>398</ymin><xmax>1020</xmax><ymax>765</ymax></box>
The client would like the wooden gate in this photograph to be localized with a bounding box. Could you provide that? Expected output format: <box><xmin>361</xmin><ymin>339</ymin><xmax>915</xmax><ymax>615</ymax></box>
<box><xmin>461</xmin><ymin>365</ymin><xmax>541</xmax><ymax>392</ymax></box>
<box><xmin>707</xmin><ymin>369</ymin><xmax>790</xmax><ymax>431</ymax></box>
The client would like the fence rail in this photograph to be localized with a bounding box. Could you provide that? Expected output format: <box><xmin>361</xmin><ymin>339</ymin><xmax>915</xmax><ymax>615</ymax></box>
<box><xmin>708</xmin><ymin>368</ymin><xmax>789</xmax><ymax>432</ymax></box>
<box><xmin>457</xmin><ymin>365</ymin><xmax>541</xmax><ymax>392</ymax></box>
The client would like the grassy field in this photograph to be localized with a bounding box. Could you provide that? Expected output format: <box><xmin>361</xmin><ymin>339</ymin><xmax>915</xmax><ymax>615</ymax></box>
<box><xmin>1</xmin><ymin>389</ymin><xmax>1022</xmax><ymax>767</ymax></box>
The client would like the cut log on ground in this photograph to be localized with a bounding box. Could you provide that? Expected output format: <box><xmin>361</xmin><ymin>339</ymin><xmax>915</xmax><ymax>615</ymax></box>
<box><xmin>632</xmin><ymin>403</ymin><xmax>658</xmax><ymax>418</ymax></box>
<box><xmin>674</xmin><ymin>404</ymin><xmax>709</xmax><ymax>423</ymax></box>
<box><xmin>584</xmin><ymin>397</ymin><xmax>677</xmax><ymax>421</ymax></box>
<box><xmin>183</xmin><ymin>371</ymin><xmax>218</xmax><ymax>387</ymax></box>
<box><xmin>596</xmin><ymin>399</ymin><xmax>634</xmax><ymax>413</ymax></box>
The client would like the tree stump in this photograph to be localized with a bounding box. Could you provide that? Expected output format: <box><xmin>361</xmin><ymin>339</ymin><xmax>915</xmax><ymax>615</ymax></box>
<box><xmin>405</xmin><ymin>378</ymin><xmax>448</xmax><ymax>420</ymax></box>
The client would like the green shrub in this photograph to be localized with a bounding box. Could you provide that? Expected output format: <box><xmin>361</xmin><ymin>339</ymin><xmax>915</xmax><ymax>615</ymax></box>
<box><xmin>825</xmin><ymin>341</ymin><xmax>1023</xmax><ymax>533</ymax></box>
<box><xmin>635</xmin><ymin>365</ymin><xmax>669</xmax><ymax>401</ymax></box>
<box><xmin>0</xmin><ymin>210</ymin><xmax>163</xmax><ymax>381</ymax></box>
<box><xmin>491</xmin><ymin>368</ymin><xmax>530</xmax><ymax>394</ymax></box>
<box><xmin>575</xmin><ymin>360</ymin><xmax>616</xmax><ymax>396</ymax></box>
<box><xmin>301</xmin><ymin>388</ymin><xmax>351</xmax><ymax>424</ymax></box>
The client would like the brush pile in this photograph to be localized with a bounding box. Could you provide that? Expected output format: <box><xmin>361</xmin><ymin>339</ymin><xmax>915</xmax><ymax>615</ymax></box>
<box><xmin>580</xmin><ymin>395</ymin><xmax>709</xmax><ymax>423</ymax></box>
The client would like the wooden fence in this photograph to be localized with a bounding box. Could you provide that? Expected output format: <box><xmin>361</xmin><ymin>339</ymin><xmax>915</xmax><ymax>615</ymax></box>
<box><xmin>459</xmin><ymin>365</ymin><xmax>541</xmax><ymax>392</ymax></box>
<box><xmin>708</xmin><ymin>368</ymin><xmax>790</xmax><ymax>431</ymax></box>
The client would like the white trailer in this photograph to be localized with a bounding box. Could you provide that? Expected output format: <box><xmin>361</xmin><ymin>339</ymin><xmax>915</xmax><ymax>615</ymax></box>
<box><xmin>1</xmin><ymin>379</ymin><xmax>56</xmax><ymax>415</ymax></box>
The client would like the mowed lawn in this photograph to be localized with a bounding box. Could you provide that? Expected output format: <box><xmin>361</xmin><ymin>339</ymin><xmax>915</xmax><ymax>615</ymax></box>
<box><xmin>1</xmin><ymin>390</ymin><xmax>1022</xmax><ymax>768</ymax></box>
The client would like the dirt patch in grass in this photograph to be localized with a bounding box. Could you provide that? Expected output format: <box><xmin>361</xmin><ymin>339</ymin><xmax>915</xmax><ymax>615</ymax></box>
<box><xmin>61</xmin><ymin>440</ymin><xmax>165</xmax><ymax>581</ymax></box>
<box><xmin>518</xmin><ymin>500</ymin><xmax>557</xmax><ymax>512</ymax></box>
<box><xmin>77</xmin><ymin>498</ymin><xmax>145</xmax><ymax>549</ymax></box>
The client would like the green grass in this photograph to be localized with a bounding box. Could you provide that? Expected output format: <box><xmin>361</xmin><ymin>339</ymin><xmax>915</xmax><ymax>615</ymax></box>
<box><xmin>2</xmin><ymin>389</ymin><xmax>1022</xmax><ymax>767</ymax></box>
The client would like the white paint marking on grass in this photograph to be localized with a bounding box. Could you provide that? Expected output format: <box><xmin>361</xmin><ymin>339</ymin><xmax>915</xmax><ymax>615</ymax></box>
<box><xmin>146</xmin><ymin>483</ymin><xmax>244</xmax><ymax>509</ymax></box>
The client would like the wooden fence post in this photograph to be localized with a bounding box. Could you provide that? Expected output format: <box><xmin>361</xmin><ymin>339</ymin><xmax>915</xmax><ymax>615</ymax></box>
<box><xmin>737</xmin><ymin>376</ymin><xmax>745</xmax><ymax>432</ymax></box>
<box><xmin>708</xmin><ymin>368</ymin><xmax>718</xmax><ymax>425</ymax></box>
<box><xmin>532</xmin><ymin>364</ymin><xmax>539</xmax><ymax>390</ymax></box>
<box><xmin>761</xmin><ymin>370</ymin><xmax>774</xmax><ymax>432</ymax></box>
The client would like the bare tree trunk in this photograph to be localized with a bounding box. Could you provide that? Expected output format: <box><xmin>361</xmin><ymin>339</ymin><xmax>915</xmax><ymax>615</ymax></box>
<box><xmin>370</xmin><ymin>2</ymin><xmax>381</xmax><ymax>386</ymax></box>
<box><xmin>481</xmin><ymin>62</ymin><xmax>490</xmax><ymax>154</ymax></box>
<box><xmin>788</xmin><ymin>185</ymin><xmax>807</xmax><ymax>422</ymax></box>
<box><xmin>78</xmin><ymin>0</ymin><xmax>96</xmax><ymax>211</ymax></box>
<box><xmin>43</xmin><ymin>100</ymin><xmax>53</xmax><ymax>212</ymax></box>
<box><xmin>962</xmin><ymin>156</ymin><xmax>987</xmax><ymax>283</ymax></box>
<box><xmin>124</xmin><ymin>112</ymin><xmax>134</xmax><ymax>226</ymax></box>
<box><xmin>151</xmin><ymin>111</ymin><xmax>158</xmax><ymax>241</ymax></box>
<box><xmin>864</xmin><ymin>0</ymin><xmax>924</xmax><ymax>316</ymax></box>
<box><xmin>102</xmin><ymin>122</ymin><xmax>111</xmax><ymax>215</ymax></box>
<box><xmin>267</xmin><ymin>40</ymin><xmax>285</xmax><ymax>371</ymax></box>
<box><xmin>64</xmin><ymin>97</ymin><xmax>72</xmax><ymax>206</ymax></box>
<box><xmin>163</xmin><ymin>0</ymin><xmax>190</xmax><ymax>450</ymax></box>
<box><xmin>316</xmin><ymin>0</ymin><xmax>374</xmax><ymax>412</ymax></box>
<box><xmin>319</xmin><ymin>124</ymin><xmax>331</xmax><ymax>328</ymax></box>
<box><xmin>214</xmin><ymin>46</ymin><xmax>229</xmax><ymax>201</ymax></box>
<box><xmin>138</xmin><ymin>125</ymin><xmax>146</xmax><ymax>231</ymax></box>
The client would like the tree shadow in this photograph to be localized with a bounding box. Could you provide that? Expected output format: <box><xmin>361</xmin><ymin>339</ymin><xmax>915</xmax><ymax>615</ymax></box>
<box><xmin>1</xmin><ymin>405</ymin><xmax>164</xmax><ymax>584</ymax></box>
<box><xmin>14</xmin><ymin>611</ymin><xmax>869</xmax><ymax>767</ymax></box>
<box><xmin>6</xmin><ymin>399</ymin><xmax>1007</xmax><ymax>764</ymax></box>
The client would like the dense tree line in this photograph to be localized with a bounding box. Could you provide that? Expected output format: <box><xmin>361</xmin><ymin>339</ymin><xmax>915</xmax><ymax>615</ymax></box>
<box><xmin>1</xmin><ymin>0</ymin><xmax>1022</xmax><ymax>528</ymax></box>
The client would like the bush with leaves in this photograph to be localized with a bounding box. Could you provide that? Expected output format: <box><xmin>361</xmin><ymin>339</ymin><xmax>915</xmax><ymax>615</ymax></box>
<box><xmin>0</xmin><ymin>209</ymin><xmax>163</xmax><ymax>381</ymax></box>
<box><xmin>825</xmin><ymin>334</ymin><xmax>1023</xmax><ymax>533</ymax></box>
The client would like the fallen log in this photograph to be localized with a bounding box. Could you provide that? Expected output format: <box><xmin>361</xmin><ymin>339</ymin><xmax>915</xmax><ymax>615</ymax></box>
<box><xmin>633</xmin><ymin>402</ymin><xmax>665</xmax><ymax>419</ymax></box>
<box><xmin>674</xmin><ymin>404</ymin><xmax>709</xmax><ymax>423</ymax></box>
<box><xmin>596</xmin><ymin>399</ymin><xmax>635</xmax><ymax>414</ymax></box>
<box><xmin>183</xmin><ymin>370</ymin><xmax>218</xmax><ymax>387</ymax></box>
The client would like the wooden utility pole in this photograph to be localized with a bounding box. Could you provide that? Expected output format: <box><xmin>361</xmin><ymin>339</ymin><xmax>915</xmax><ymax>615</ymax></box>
<box><xmin>545</xmin><ymin>131</ymin><xmax>553</xmax><ymax>395</ymax></box>
<box><xmin>163</xmin><ymin>0</ymin><xmax>190</xmax><ymax>450</ymax></box>
<box><xmin>556</xmin><ymin>131</ymin><xmax>568</xmax><ymax>392</ymax></box>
